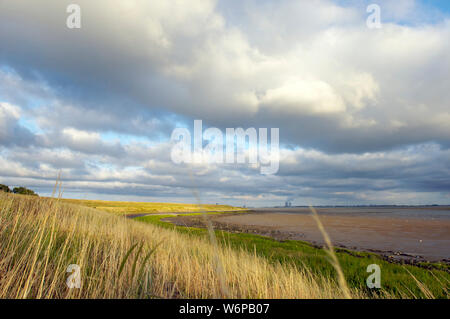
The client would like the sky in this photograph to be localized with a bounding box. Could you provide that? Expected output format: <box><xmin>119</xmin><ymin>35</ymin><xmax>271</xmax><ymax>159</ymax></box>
<box><xmin>0</xmin><ymin>0</ymin><xmax>449</xmax><ymax>207</ymax></box>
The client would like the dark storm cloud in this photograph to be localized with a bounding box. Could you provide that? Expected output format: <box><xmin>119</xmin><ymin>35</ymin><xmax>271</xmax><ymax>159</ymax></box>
<box><xmin>0</xmin><ymin>102</ymin><xmax>36</xmax><ymax>147</ymax></box>
<box><xmin>1</xmin><ymin>135</ymin><xmax>449</xmax><ymax>205</ymax></box>
<box><xmin>1</xmin><ymin>0</ymin><xmax>449</xmax><ymax>153</ymax></box>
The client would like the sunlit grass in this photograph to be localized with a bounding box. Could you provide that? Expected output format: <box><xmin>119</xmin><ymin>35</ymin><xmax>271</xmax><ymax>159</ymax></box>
<box><xmin>56</xmin><ymin>197</ymin><xmax>245</xmax><ymax>215</ymax></box>
<box><xmin>1</xmin><ymin>193</ymin><xmax>376</xmax><ymax>299</ymax></box>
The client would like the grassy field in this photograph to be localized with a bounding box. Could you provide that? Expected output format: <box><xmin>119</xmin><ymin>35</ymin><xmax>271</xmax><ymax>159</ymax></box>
<box><xmin>56</xmin><ymin>198</ymin><xmax>244</xmax><ymax>215</ymax></box>
<box><xmin>1</xmin><ymin>193</ymin><xmax>448</xmax><ymax>299</ymax></box>
<box><xmin>0</xmin><ymin>193</ymin><xmax>367</xmax><ymax>298</ymax></box>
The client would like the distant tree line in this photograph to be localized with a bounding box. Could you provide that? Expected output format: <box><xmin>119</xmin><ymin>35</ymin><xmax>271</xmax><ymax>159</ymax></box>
<box><xmin>0</xmin><ymin>184</ymin><xmax>38</xmax><ymax>196</ymax></box>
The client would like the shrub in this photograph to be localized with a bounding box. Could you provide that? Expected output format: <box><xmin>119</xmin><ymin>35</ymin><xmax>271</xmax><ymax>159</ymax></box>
<box><xmin>0</xmin><ymin>184</ymin><xmax>11</xmax><ymax>193</ymax></box>
<box><xmin>12</xmin><ymin>186</ymin><xmax>38</xmax><ymax>196</ymax></box>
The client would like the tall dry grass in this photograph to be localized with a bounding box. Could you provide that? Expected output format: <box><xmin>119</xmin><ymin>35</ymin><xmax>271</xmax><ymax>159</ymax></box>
<box><xmin>0</xmin><ymin>193</ymin><xmax>375</xmax><ymax>299</ymax></box>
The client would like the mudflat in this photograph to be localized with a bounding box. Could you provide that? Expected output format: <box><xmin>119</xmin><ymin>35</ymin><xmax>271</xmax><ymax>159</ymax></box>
<box><xmin>166</xmin><ymin>207</ymin><xmax>450</xmax><ymax>262</ymax></box>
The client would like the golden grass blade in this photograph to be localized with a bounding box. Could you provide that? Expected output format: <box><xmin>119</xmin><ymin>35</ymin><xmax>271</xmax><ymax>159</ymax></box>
<box><xmin>51</xmin><ymin>171</ymin><xmax>61</xmax><ymax>198</ymax></box>
<box><xmin>188</xmin><ymin>171</ymin><xmax>230</xmax><ymax>298</ymax></box>
<box><xmin>309</xmin><ymin>205</ymin><xmax>352</xmax><ymax>299</ymax></box>
<box><xmin>403</xmin><ymin>266</ymin><xmax>435</xmax><ymax>299</ymax></box>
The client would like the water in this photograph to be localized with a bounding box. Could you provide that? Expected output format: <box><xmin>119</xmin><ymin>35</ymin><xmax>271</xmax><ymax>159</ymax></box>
<box><xmin>258</xmin><ymin>206</ymin><xmax>450</xmax><ymax>221</ymax></box>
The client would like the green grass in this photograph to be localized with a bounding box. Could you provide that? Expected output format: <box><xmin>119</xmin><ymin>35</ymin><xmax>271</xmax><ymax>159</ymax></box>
<box><xmin>136</xmin><ymin>213</ymin><xmax>450</xmax><ymax>299</ymax></box>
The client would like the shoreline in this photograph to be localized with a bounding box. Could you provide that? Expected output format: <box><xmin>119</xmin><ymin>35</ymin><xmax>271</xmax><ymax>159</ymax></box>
<box><xmin>162</xmin><ymin>210</ymin><xmax>450</xmax><ymax>268</ymax></box>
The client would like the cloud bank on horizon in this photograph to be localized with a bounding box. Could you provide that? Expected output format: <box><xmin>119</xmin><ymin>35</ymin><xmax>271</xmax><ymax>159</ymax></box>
<box><xmin>0</xmin><ymin>0</ymin><xmax>449</xmax><ymax>206</ymax></box>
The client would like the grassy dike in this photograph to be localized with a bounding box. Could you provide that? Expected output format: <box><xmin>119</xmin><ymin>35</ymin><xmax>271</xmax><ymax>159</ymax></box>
<box><xmin>0</xmin><ymin>193</ymin><xmax>370</xmax><ymax>298</ymax></box>
<box><xmin>136</xmin><ymin>213</ymin><xmax>450</xmax><ymax>299</ymax></box>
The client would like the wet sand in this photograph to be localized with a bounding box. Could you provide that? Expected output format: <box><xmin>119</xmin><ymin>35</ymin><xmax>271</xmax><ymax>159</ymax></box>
<box><xmin>166</xmin><ymin>207</ymin><xmax>450</xmax><ymax>263</ymax></box>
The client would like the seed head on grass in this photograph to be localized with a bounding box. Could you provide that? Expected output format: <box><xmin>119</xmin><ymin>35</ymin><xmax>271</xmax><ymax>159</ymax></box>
<box><xmin>309</xmin><ymin>205</ymin><xmax>352</xmax><ymax>299</ymax></box>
